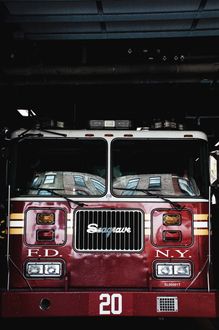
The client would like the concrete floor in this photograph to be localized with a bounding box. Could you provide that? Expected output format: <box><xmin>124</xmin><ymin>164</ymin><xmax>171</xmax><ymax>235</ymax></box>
<box><xmin>2</xmin><ymin>317</ymin><xmax>218</xmax><ymax>328</ymax></box>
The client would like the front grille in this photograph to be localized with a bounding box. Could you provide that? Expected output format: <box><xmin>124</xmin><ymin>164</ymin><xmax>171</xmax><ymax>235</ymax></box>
<box><xmin>157</xmin><ymin>297</ymin><xmax>178</xmax><ymax>312</ymax></box>
<box><xmin>74</xmin><ymin>209</ymin><xmax>144</xmax><ymax>252</ymax></box>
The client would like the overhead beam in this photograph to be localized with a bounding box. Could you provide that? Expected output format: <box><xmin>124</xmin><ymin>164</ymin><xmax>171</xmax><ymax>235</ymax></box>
<box><xmin>2</xmin><ymin>62</ymin><xmax>219</xmax><ymax>86</ymax></box>
<box><xmin>15</xmin><ymin>29</ymin><xmax>219</xmax><ymax>40</ymax></box>
<box><xmin>3</xmin><ymin>63</ymin><xmax>219</xmax><ymax>76</ymax></box>
<box><xmin>0</xmin><ymin>78</ymin><xmax>213</xmax><ymax>87</ymax></box>
<box><xmin>4</xmin><ymin>10</ymin><xmax>219</xmax><ymax>23</ymax></box>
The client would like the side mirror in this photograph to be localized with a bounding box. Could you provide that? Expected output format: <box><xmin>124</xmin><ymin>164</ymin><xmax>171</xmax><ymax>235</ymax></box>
<box><xmin>210</xmin><ymin>151</ymin><xmax>219</xmax><ymax>187</ymax></box>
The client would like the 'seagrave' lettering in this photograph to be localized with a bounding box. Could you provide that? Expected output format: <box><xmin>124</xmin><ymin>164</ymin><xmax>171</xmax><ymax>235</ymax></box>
<box><xmin>87</xmin><ymin>223</ymin><xmax>131</xmax><ymax>238</ymax></box>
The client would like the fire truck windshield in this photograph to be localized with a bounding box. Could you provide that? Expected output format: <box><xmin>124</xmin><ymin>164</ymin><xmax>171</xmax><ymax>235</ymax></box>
<box><xmin>10</xmin><ymin>136</ymin><xmax>208</xmax><ymax>199</ymax></box>
<box><xmin>11</xmin><ymin>138</ymin><xmax>107</xmax><ymax>197</ymax></box>
<box><xmin>111</xmin><ymin>138</ymin><xmax>209</xmax><ymax>198</ymax></box>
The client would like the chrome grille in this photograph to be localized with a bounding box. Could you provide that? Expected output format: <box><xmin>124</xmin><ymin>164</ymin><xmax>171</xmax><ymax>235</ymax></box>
<box><xmin>74</xmin><ymin>209</ymin><xmax>144</xmax><ymax>252</ymax></box>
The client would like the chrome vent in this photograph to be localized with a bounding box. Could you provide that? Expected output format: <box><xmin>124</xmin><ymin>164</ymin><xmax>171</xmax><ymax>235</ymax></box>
<box><xmin>157</xmin><ymin>297</ymin><xmax>178</xmax><ymax>312</ymax></box>
<box><xmin>74</xmin><ymin>209</ymin><xmax>143</xmax><ymax>252</ymax></box>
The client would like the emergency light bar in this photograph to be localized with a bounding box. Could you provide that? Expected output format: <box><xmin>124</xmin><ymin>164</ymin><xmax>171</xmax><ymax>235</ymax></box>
<box><xmin>89</xmin><ymin>120</ymin><xmax>131</xmax><ymax>129</ymax></box>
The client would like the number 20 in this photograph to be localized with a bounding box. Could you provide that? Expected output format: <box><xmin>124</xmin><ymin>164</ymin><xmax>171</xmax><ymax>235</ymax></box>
<box><xmin>99</xmin><ymin>293</ymin><xmax>122</xmax><ymax>315</ymax></box>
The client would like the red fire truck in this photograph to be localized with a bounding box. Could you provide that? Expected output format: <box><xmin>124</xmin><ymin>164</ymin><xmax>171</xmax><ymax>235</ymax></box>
<box><xmin>0</xmin><ymin>119</ymin><xmax>219</xmax><ymax>318</ymax></box>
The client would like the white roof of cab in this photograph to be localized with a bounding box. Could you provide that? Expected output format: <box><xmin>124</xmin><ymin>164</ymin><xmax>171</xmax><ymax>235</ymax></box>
<box><xmin>11</xmin><ymin>129</ymin><xmax>208</xmax><ymax>141</ymax></box>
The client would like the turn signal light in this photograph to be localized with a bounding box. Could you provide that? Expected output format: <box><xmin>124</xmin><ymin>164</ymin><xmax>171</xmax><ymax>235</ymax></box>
<box><xmin>37</xmin><ymin>213</ymin><xmax>55</xmax><ymax>225</ymax></box>
<box><xmin>163</xmin><ymin>230</ymin><xmax>182</xmax><ymax>242</ymax></box>
<box><xmin>163</xmin><ymin>214</ymin><xmax>181</xmax><ymax>226</ymax></box>
<box><xmin>37</xmin><ymin>229</ymin><xmax>55</xmax><ymax>241</ymax></box>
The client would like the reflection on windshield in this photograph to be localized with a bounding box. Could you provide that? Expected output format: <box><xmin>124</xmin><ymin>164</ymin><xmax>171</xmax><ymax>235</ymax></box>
<box><xmin>112</xmin><ymin>174</ymin><xmax>200</xmax><ymax>197</ymax></box>
<box><xmin>29</xmin><ymin>171</ymin><xmax>106</xmax><ymax>196</ymax></box>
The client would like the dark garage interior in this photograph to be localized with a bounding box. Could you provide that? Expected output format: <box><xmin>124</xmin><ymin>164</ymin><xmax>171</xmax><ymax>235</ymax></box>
<box><xmin>1</xmin><ymin>0</ymin><xmax>219</xmax><ymax>149</ymax></box>
<box><xmin>1</xmin><ymin>1</ymin><xmax>219</xmax><ymax>327</ymax></box>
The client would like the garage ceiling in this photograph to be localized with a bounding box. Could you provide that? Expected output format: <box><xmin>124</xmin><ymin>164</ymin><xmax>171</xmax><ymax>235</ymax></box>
<box><xmin>1</xmin><ymin>0</ymin><xmax>219</xmax><ymax>40</ymax></box>
<box><xmin>1</xmin><ymin>1</ymin><xmax>219</xmax><ymax>147</ymax></box>
<box><xmin>1</xmin><ymin>0</ymin><xmax>219</xmax><ymax>85</ymax></box>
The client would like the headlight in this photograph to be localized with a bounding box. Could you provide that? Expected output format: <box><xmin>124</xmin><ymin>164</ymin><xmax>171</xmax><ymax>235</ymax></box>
<box><xmin>174</xmin><ymin>264</ymin><xmax>190</xmax><ymax>276</ymax></box>
<box><xmin>26</xmin><ymin>262</ymin><xmax>62</xmax><ymax>278</ymax></box>
<box><xmin>44</xmin><ymin>264</ymin><xmax>61</xmax><ymax>275</ymax></box>
<box><xmin>155</xmin><ymin>262</ymin><xmax>192</xmax><ymax>278</ymax></box>
<box><xmin>157</xmin><ymin>264</ymin><xmax>173</xmax><ymax>276</ymax></box>
<box><xmin>27</xmin><ymin>264</ymin><xmax>43</xmax><ymax>275</ymax></box>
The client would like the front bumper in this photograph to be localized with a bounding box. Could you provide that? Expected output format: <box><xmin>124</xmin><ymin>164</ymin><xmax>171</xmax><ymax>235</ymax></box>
<box><xmin>1</xmin><ymin>290</ymin><xmax>219</xmax><ymax>318</ymax></box>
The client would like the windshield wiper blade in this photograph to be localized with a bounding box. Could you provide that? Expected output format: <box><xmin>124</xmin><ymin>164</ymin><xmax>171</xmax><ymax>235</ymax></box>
<box><xmin>16</xmin><ymin>127</ymin><xmax>67</xmax><ymax>141</ymax></box>
<box><xmin>36</xmin><ymin>128</ymin><xmax>67</xmax><ymax>137</ymax></box>
<box><xmin>113</xmin><ymin>187</ymin><xmax>184</xmax><ymax>210</ymax></box>
<box><xmin>13</xmin><ymin>131</ymin><xmax>43</xmax><ymax>142</ymax></box>
<box><xmin>29</xmin><ymin>188</ymin><xmax>87</xmax><ymax>207</ymax></box>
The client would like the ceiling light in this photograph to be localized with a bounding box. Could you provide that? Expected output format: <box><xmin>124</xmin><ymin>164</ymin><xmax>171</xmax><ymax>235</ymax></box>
<box><xmin>17</xmin><ymin>109</ymin><xmax>36</xmax><ymax>117</ymax></box>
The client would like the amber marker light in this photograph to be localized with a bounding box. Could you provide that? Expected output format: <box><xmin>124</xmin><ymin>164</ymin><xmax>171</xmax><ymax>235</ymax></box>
<box><xmin>163</xmin><ymin>214</ymin><xmax>181</xmax><ymax>226</ymax></box>
<box><xmin>37</xmin><ymin>213</ymin><xmax>55</xmax><ymax>225</ymax></box>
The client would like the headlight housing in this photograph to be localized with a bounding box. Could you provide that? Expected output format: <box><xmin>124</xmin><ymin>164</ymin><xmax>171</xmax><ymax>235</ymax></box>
<box><xmin>155</xmin><ymin>262</ymin><xmax>192</xmax><ymax>278</ymax></box>
<box><xmin>26</xmin><ymin>261</ymin><xmax>63</xmax><ymax>278</ymax></box>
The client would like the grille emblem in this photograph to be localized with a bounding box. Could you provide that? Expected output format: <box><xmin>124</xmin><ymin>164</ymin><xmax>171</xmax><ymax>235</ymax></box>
<box><xmin>87</xmin><ymin>223</ymin><xmax>131</xmax><ymax>237</ymax></box>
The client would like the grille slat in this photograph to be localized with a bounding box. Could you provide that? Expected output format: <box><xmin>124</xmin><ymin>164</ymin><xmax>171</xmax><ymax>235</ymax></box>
<box><xmin>75</xmin><ymin>209</ymin><xmax>143</xmax><ymax>252</ymax></box>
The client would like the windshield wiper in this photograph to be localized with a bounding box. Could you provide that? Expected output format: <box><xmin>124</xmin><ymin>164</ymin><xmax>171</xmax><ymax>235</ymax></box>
<box><xmin>16</xmin><ymin>127</ymin><xmax>67</xmax><ymax>141</ymax></box>
<box><xmin>29</xmin><ymin>188</ymin><xmax>87</xmax><ymax>207</ymax></box>
<box><xmin>113</xmin><ymin>187</ymin><xmax>184</xmax><ymax>210</ymax></box>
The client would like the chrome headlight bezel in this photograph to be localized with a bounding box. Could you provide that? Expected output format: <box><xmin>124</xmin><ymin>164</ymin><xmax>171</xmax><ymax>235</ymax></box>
<box><xmin>154</xmin><ymin>262</ymin><xmax>192</xmax><ymax>279</ymax></box>
<box><xmin>25</xmin><ymin>261</ymin><xmax>63</xmax><ymax>278</ymax></box>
